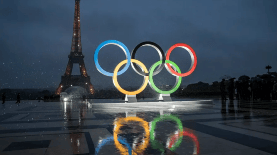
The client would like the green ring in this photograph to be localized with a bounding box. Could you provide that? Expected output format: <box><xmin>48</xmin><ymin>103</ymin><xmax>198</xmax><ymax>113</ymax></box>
<box><xmin>150</xmin><ymin>114</ymin><xmax>183</xmax><ymax>153</ymax></box>
<box><xmin>149</xmin><ymin>60</ymin><xmax>182</xmax><ymax>94</ymax></box>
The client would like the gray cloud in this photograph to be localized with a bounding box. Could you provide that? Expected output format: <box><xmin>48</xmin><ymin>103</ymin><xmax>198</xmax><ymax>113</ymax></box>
<box><xmin>0</xmin><ymin>0</ymin><xmax>277</xmax><ymax>90</ymax></box>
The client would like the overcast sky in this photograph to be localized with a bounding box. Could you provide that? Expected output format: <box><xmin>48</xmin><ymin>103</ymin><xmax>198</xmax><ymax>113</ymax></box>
<box><xmin>0</xmin><ymin>0</ymin><xmax>277</xmax><ymax>90</ymax></box>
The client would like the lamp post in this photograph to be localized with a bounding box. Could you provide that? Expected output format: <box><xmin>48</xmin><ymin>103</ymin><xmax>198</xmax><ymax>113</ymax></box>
<box><xmin>266</xmin><ymin>65</ymin><xmax>272</xmax><ymax>74</ymax></box>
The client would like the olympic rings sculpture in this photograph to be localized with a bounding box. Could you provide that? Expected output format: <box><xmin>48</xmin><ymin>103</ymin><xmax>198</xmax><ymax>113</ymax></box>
<box><xmin>95</xmin><ymin>136</ymin><xmax>132</xmax><ymax>155</ymax></box>
<box><xmin>94</xmin><ymin>40</ymin><xmax>197</xmax><ymax>95</ymax></box>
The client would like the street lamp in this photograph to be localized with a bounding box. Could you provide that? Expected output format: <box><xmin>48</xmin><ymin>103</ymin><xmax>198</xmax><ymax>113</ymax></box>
<box><xmin>266</xmin><ymin>65</ymin><xmax>272</xmax><ymax>74</ymax></box>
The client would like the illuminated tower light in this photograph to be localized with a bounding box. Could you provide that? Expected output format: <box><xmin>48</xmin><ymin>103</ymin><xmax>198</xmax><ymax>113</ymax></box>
<box><xmin>55</xmin><ymin>0</ymin><xmax>94</xmax><ymax>95</ymax></box>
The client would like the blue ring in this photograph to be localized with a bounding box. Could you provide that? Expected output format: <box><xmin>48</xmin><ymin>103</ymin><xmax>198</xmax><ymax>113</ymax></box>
<box><xmin>95</xmin><ymin>136</ymin><xmax>132</xmax><ymax>155</ymax></box>
<box><xmin>94</xmin><ymin>40</ymin><xmax>131</xmax><ymax>77</ymax></box>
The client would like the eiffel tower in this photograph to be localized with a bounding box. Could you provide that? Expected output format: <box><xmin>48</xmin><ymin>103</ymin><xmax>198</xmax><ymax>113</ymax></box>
<box><xmin>55</xmin><ymin>0</ymin><xmax>94</xmax><ymax>95</ymax></box>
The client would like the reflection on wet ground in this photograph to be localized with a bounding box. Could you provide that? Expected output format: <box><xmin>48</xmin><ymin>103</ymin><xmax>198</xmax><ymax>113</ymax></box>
<box><xmin>0</xmin><ymin>98</ymin><xmax>276</xmax><ymax>154</ymax></box>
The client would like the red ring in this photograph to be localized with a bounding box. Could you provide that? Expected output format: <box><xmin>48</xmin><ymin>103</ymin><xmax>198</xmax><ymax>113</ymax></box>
<box><xmin>169</xmin><ymin>131</ymin><xmax>200</xmax><ymax>154</ymax></box>
<box><xmin>166</xmin><ymin>43</ymin><xmax>197</xmax><ymax>77</ymax></box>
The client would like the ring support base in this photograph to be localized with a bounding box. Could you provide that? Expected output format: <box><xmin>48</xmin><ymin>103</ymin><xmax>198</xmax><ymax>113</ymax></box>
<box><xmin>158</xmin><ymin>94</ymin><xmax>172</xmax><ymax>101</ymax></box>
<box><xmin>125</xmin><ymin>95</ymin><xmax>137</xmax><ymax>103</ymax></box>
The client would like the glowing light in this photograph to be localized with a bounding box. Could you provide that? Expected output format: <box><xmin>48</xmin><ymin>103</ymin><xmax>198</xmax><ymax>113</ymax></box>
<box><xmin>64</xmin><ymin>102</ymin><xmax>66</xmax><ymax>112</ymax></box>
<box><xmin>63</xmin><ymin>98</ymin><xmax>68</xmax><ymax>102</ymax></box>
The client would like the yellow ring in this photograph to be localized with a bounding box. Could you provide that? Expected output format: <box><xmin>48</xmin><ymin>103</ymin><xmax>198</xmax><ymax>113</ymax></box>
<box><xmin>113</xmin><ymin>59</ymin><xmax>149</xmax><ymax>95</ymax></box>
<box><xmin>114</xmin><ymin>117</ymin><xmax>150</xmax><ymax>155</ymax></box>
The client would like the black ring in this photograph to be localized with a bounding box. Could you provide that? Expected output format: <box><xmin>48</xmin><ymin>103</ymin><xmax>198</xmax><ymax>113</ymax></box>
<box><xmin>131</xmin><ymin>41</ymin><xmax>165</xmax><ymax>76</ymax></box>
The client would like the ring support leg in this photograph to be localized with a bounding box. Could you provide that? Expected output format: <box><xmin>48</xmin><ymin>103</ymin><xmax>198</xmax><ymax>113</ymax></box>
<box><xmin>158</xmin><ymin>94</ymin><xmax>172</xmax><ymax>101</ymax></box>
<box><xmin>125</xmin><ymin>95</ymin><xmax>137</xmax><ymax>102</ymax></box>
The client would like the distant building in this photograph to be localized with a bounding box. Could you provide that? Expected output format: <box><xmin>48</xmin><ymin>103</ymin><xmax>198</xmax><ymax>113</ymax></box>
<box><xmin>185</xmin><ymin>81</ymin><xmax>210</xmax><ymax>92</ymax></box>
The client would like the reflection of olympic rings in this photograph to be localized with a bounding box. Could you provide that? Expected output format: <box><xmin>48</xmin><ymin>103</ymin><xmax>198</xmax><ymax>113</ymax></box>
<box><xmin>109</xmin><ymin>115</ymin><xmax>200</xmax><ymax>154</ymax></box>
<box><xmin>94</xmin><ymin>40</ymin><xmax>197</xmax><ymax>95</ymax></box>
<box><xmin>95</xmin><ymin>136</ymin><xmax>132</xmax><ymax>155</ymax></box>
<box><xmin>150</xmin><ymin>114</ymin><xmax>183</xmax><ymax>153</ymax></box>
<box><xmin>113</xmin><ymin>117</ymin><xmax>150</xmax><ymax>155</ymax></box>
<box><xmin>168</xmin><ymin>131</ymin><xmax>200</xmax><ymax>155</ymax></box>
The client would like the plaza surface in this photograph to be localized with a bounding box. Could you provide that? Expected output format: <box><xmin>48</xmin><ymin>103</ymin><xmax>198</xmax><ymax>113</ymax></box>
<box><xmin>0</xmin><ymin>98</ymin><xmax>276</xmax><ymax>155</ymax></box>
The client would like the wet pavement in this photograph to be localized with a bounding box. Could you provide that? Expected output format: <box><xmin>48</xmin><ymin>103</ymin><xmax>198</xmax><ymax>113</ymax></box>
<box><xmin>0</xmin><ymin>99</ymin><xmax>277</xmax><ymax>155</ymax></box>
